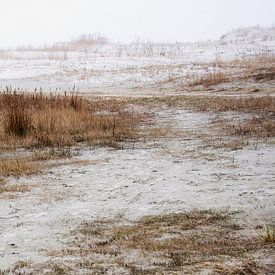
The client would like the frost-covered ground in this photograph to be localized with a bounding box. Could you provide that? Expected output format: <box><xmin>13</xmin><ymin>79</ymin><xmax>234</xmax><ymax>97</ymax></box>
<box><xmin>0</xmin><ymin>108</ymin><xmax>274</xmax><ymax>270</ymax></box>
<box><xmin>0</xmin><ymin>28</ymin><xmax>275</xmax><ymax>273</ymax></box>
<box><xmin>0</xmin><ymin>36</ymin><xmax>274</xmax><ymax>96</ymax></box>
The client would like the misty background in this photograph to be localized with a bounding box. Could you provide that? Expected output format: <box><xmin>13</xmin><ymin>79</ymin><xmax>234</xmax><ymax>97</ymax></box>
<box><xmin>0</xmin><ymin>0</ymin><xmax>274</xmax><ymax>47</ymax></box>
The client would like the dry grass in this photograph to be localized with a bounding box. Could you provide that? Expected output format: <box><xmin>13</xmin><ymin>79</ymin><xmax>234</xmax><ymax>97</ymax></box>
<box><xmin>0</xmin><ymin>157</ymin><xmax>41</xmax><ymax>178</ymax></box>
<box><xmin>189</xmin><ymin>71</ymin><xmax>231</xmax><ymax>88</ymax></box>
<box><xmin>132</xmin><ymin>95</ymin><xmax>275</xmax><ymax>113</ymax></box>
<box><xmin>0</xmin><ymin>147</ymin><xmax>78</xmax><ymax>188</ymax></box>
<box><xmin>228</xmin><ymin>116</ymin><xmax>275</xmax><ymax>138</ymax></box>
<box><xmin>245</xmin><ymin>66</ymin><xmax>275</xmax><ymax>82</ymax></box>
<box><xmin>1</xmin><ymin>211</ymin><xmax>273</xmax><ymax>274</ymax></box>
<box><xmin>0</xmin><ymin>148</ymin><xmax>101</xmax><ymax>195</ymax></box>
<box><xmin>203</xmin><ymin>53</ymin><xmax>275</xmax><ymax>71</ymax></box>
<box><xmin>0</xmin><ymin>92</ymin><xmax>144</xmax><ymax>149</ymax></box>
<box><xmin>14</xmin><ymin>210</ymin><xmax>272</xmax><ymax>274</ymax></box>
<box><xmin>210</xmin><ymin>138</ymin><xmax>249</xmax><ymax>151</ymax></box>
<box><xmin>261</xmin><ymin>225</ymin><xmax>275</xmax><ymax>243</ymax></box>
<box><xmin>242</xmin><ymin>53</ymin><xmax>275</xmax><ymax>71</ymax></box>
<box><xmin>0</xmin><ymin>183</ymin><xmax>30</xmax><ymax>194</ymax></box>
<box><xmin>132</xmin><ymin>95</ymin><xmax>275</xmax><ymax>140</ymax></box>
<box><xmin>0</xmin><ymin>92</ymin><xmax>145</xmax><ymax>190</ymax></box>
<box><xmin>188</xmin><ymin>96</ymin><xmax>274</xmax><ymax>113</ymax></box>
<box><xmin>2</xmin><ymin>93</ymin><xmax>32</xmax><ymax>137</ymax></box>
<box><xmin>187</xmin><ymin>53</ymin><xmax>274</xmax><ymax>89</ymax></box>
<box><xmin>30</xmin><ymin>147</ymin><xmax>72</xmax><ymax>161</ymax></box>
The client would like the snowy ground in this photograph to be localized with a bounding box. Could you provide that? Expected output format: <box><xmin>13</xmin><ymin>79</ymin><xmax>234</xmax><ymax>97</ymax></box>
<box><xmin>0</xmin><ymin>39</ymin><xmax>274</xmax><ymax>96</ymax></box>
<box><xmin>0</xmin><ymin>107</ymin><xmax>274</xmax><ymax>271</ymax></box>
<box><xmin>0</xmin><ymin>35</ymin><xmax>274</xmax><ymax>272</ymax></box>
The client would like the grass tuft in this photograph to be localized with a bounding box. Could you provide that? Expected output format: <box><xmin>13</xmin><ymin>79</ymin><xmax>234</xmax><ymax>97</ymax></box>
<box><xmin>0</xmin><ymin>92</ymin><xmax>144</xmax><ymax>149</ymax></box>
<box><xmin>262</xmin><ymin>225</ymin><xmax>275</xmax><ymax>243</ymax></box>
<box><xmin>2</xmin><ymin>93</ymin><xmax>32</xmax><ymax>137</ymax></box>
<box><xmin>0</xmin><ymin>157</ymin><xmax>41</xmax><ymax>178</ymax></box>
<box><xmin>189</xmin><ymin>72</ymin><xmax>230</xmax><ymax>88</ymax></box>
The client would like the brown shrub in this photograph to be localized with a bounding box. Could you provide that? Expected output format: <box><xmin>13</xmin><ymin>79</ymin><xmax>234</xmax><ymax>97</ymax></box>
<box><xmin>0</xmin><ymin>92</ymin><xmax>144</xmax><ymax>148</ymax></box>
<box><xmin>229</xmin><ymin>116</ymin><xmax>275</xmax><ymax>138</ymax></box>
<box><xmin>0</xmin><ymin>157</ymin><xmax>41</xmax><ymax>177</ymax></box>
<box><xmin>2</xmin><ymin>93</ymin><xmax>32</xmax><ymax>137</ymax></box>
<box><xmin>189</xmin><ymin>72</ymin><xmax>230</xmax><ymax>87</ymax></box>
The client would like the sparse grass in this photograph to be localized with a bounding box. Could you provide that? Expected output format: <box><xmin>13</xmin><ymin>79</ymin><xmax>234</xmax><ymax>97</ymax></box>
<box><xmin>0</xmin><ymin>260</ymin><xmax>31</xmax><ymax>275</ymax></box>
<box><xmin>0</xmin><ymin>148</ymin><xmax>99</xmax><ymax>194</ymax></box>
<box><xmin>132</xmin><ymin>95</ymin><xmax>275</xmax><ymax>140</ymax></box>
<box><xmin>0</xmin><ymin>92</ymin><xmax>146</xmax><ymax>191</ymax></box>
<box><xmin>3</xmin><ymin>94</ymin><xmax>32</xmax><ymax>137</ymax></box>
<box><xmin>228</xmin><ymin>116</ymin><xmax>275</xmax><ymax>138</ymax></box>
<box><xmin>0</xmin><ymin>157</ymin><xmax>41</xmax><ymax>178</ymax></box>
<box><xmin>261</xmin><ymin>225</ymin><xmax>275</xmax><ymax>243</ymax></box>
<box><xmin>110</xmin><ymin>212</ymin><xmax>249</xmax><ymax>259</ymax></box>
<box><xmin>242</xmin><ymin>53</ymin><xmax>275</xmax><ymax>73</ymax></box>
<box><xmin>1</xmin><ymin>210</ymin><xmax>273</xmax><ymax>274</ymax></box>
<box><xmin>186</xmin><ymin>95</ymin><xmax>275</xmax><ymax>113</ymax></box>
<box><xmin>131</xmin><ymin>95</ymin><xmax>275</xmax><ymax>113</ymax></box>
<box><xmin>137</xmin><ymin>209</ymin><xmax>227</xmax><ymax>228</ymax></box>
<box><xmin>187</xmin><ymin>53</ymin><xmax>274</xmax><ymax>88</ymax></box>
<box><xmin>211</xmin><ymin>138</ymin><xmax>249</xmax><ymax>150</ymax></box>
<box><xmin>201</xmin><ymin>53</ymin><xmax>275</xmax><ymax>71</ymax></box>
<box><xmin>30</xmin><ymin>147</ymin><xmax>72</xmax><ymax>161</ymax></box>
<box><xmin>0</xmin><ymin>92</ymin><xmax>144</xmax><ymax>149</ymax></box>
<box><xmin>189</xmin><ymin>71</ymin><xmax>230</xmax><ymax>88</ymax></box>
<box><xmin>27</xmin><ymin>210</ymin><xmax>271</xmax><ymax>274</ymax></box>
<box><xmin>217</xmin><ymin>260</ymin><xmax>270</xmax><ymax>275</ymax></box>
<box><xmin>245</xmin><ymin>66</ymin><xmax>275</xmax><ymax>82</ymax></box>
<box><xmin>0</xmin><ymin>148</ymin><xmax>75</xmax><ymax>194</ymax></box>
<box><xmin>0</xmin><ymin>183</ymin><xmax>30</xmax><ymax>194</ymax></box>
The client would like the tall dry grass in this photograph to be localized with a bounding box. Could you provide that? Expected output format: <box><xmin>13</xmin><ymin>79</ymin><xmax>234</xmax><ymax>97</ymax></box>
<box><xmin>189</xmin><ymin>72</ymin><xmax>230</xmax><ymax>88</ymax></box>
<box><xmin>0</xmin><ymin>92</ymin><xmax>143</xmax><ymax>149</ymax></box>
<box><xmin>188</xmin><ymin>53</ymin><xmax>274</xmax><ymax>88</ymax></box>
<box><xmin>0</xmin><ymin>157</ymin><xmax>41</xmax><ymax>178</ymax></box>
<box><xmin>2</xmin><ymin>93</ymin><xmax>32</xmax><ymax>137</ymax></box>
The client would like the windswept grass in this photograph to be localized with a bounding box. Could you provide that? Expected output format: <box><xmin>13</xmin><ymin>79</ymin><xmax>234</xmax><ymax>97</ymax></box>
<box><xmin>228</xmin><ymin>116</ymin><xmax>275</xmax><ymax>138</ymax></box>
<box><xmin>261</xmin><ymin>225</ymin><xmax>275</xmax><ymax>243</ymax></box>
<box><xmin>185</xmin><ymin>95</ymin><xmax>275</xmax><ymax>113</ymax></box>
<box><xmin>188</xmin><ymin>53</ymin><xmax>274</xmax><ymax>88</ymax></box>
<box><xmin>0</xmin><ymin>92</ymin><xmax>144</xmax><ymax>149</ymax></box>
<box><xmin>13</xmin><ymin>210</ymin><xmax>273</xmax><ymax>274</ymax></box>
<box><xmin>189</xmin><ymin>71</ymin><xmax>230</xmax><ymax>88</ymax></box>
<box><xmin>0</xmin><ymin>157</ymin><xmax>41</xmax><ymax>178</ymax></box>
<box><xmin>0</xmin><ymin>183</ymin><xmax>30</xmax><ymax>195</ymax></box>
<box><xmin>132</xmin><ymin>95</ymin><xmax>275</xmax><ymax>139</ymax></box>
<box><xmin>132</xmin><ymin>95</ymin><xmax>275</xmax><ymax>113</ymax></box>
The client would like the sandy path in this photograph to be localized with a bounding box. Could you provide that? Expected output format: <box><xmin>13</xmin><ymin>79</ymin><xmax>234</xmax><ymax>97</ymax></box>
<box><xmin>0</xmin><ymin>109</ymin><xmax>274</xmax><ymax>269</ymax></box>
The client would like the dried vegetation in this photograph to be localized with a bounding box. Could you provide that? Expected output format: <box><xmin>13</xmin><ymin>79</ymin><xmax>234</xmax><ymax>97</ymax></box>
<box><xmin>6</xmin><ymin>210</ymin><xmax>273</xmax><ymax>274</ymax></box>
<box><xmin>188</xmin><ymin>53</ymin><xmax>274</xmax><ymax>88</ymax></box>
<box><xmin>0</xmin><ymin>92</ymin><xmax>144</xmax><ymax>149</ymax></box>
<box><xmin>133</xmin><ymin>95</ymin><xmax>275</xmax><ymax>139</ymax></box>
<box><xmin>0</xmin><ymin>92</ymin><xmax>145</xmax><ymax>193</ymax></box>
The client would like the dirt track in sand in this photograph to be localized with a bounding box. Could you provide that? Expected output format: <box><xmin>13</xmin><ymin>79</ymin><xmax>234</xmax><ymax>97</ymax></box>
<box><xmin>0</xmin><ymin>106</ymin><xmax>274</xmax><ymax>270</ymax></box>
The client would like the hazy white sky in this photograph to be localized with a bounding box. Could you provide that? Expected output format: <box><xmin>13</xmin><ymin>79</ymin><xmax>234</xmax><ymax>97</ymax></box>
<box><xmin>0</xmin><ymin>0</ymin><xmax>274</xmax><ymax>47</ymax></box>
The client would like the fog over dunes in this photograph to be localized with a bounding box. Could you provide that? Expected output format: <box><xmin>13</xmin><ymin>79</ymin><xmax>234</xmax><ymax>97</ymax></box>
<box><xmin>0</xmin><ymin>0</ymin><xmax>275</xmax><ymax>47</ymax></box>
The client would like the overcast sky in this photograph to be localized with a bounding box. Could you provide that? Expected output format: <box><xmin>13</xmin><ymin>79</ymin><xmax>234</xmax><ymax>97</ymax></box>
<box><xmin>0</xmin><ymin>0</ymin><xmax>274</xmax><ymax>47</ymax></box>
